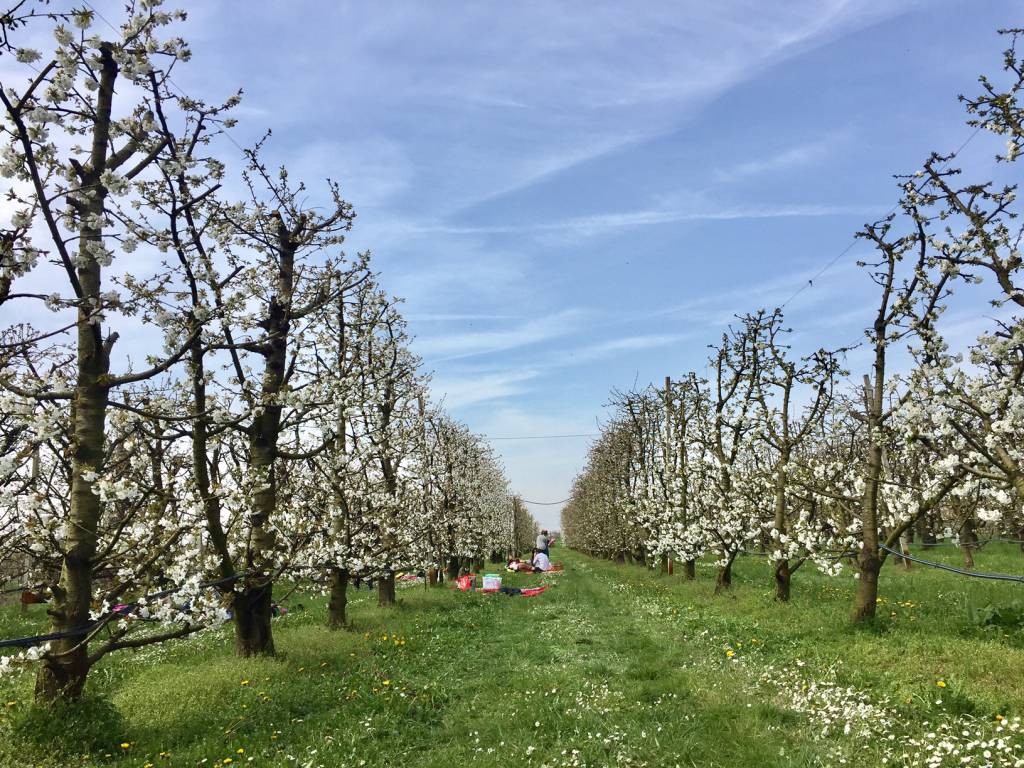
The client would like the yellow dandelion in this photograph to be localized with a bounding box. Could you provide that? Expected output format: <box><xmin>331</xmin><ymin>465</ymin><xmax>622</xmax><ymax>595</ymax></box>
<box><xmin>236</xmin><ymin>748</ymin><xmax>245</xmax><ymax>754</ymax></box>
<box><xmin>936</xmin><ymin>680</ymin><xmax>947</xmax><ymax>688</ymax></box>
<box><xmin>223</xmin><ymin>759</ymin><xmax>233</xmax><ymax>765</ymax></box>
<box><xmin>120</xmin><ymin>743</ymin><xmax>131</xmax><ymax>749</ymax></box>
<box><xmin>383</xmin><ymin>679</ymin><xmax>391</xmax><ymax>686</ymax></box>
<box><xmin>240</xmin><ymin>679</ymin><xmax>250</xmax><ymax>686</ymax></box>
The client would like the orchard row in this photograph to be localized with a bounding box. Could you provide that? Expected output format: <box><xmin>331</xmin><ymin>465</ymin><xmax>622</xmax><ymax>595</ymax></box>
<box><xmin>563</xmin><ymin>30</ymin><xmax>1024</xmax><ymax>618</ymax></box>
<box><xmin>0</xmin><ymin>2</ymin><xmax>537</xmax><ymax>703</ymax></box>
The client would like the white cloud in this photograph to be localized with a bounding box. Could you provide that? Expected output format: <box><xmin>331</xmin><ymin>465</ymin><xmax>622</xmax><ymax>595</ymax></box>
<box><xmin>713</xmin><ymin>132</ymin><xmax>850</xmax><ymax>183</ymax></box>
<box><xmin>414</xmin><ymin>309</ymin><xmax>590</xmax><ymax>361</ymax></box>
<box><xmin>572</xmin><ymin>334</ymin><xmax>690</xmax><ymax>362</ymax></box>
<box><xmin>430</xmin><ymin>369</ymin><xmax>541</xmax><ymax>409</ymax></box>
<box><xmin>394</xmin><ymin>202</ymin><xmax>879</xmax><ymax>241</ymax></box>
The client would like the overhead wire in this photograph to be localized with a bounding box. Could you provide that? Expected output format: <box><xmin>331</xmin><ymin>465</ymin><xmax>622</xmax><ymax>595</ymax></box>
<box><xmin>779</xmin><ymin>124</ymin><xmax>984</xmax><ymax>311</ymax></box>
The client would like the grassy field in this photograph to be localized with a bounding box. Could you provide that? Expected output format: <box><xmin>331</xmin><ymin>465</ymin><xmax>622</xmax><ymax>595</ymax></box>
<box><xmin>1</xmin><ymin>544</ymin><xmax>1022</xmax><ymax>768</ymax></box>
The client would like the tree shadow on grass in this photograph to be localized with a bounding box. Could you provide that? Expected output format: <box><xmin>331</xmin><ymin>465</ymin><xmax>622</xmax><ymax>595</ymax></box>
<box><xmin>7</xmin><ymin>694</ymin><xmax>127</xmax><ymax>764</ymax></box>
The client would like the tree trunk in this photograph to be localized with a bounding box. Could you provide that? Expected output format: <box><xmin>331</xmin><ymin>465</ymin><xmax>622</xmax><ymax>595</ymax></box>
<box><xmin>446</xmin><ymin>556</ymin><xmax>460</xmax><ymax>581</ymax></box>
<box><xmin>35</xmin><ymin>371</ymin><xmax>107</xmax><ymax>701</ymax></box>
<box><xmin>852</xmin><ymin>553</ymin><xmax>881</xmax><ymax>622</ymax></box>
<box><xmin>240</xmin><ymin>420</ymin><xmax>278</xmax><ymax>656</ymax></box>
<box><xmin>960</xmin><ymin>515</ymin><xmax>977</xmax><ymax>569</ymax></box>
<box><xmin>35</xmin><ymin>44</ymin><xmax>119</xmax><ymax>703</ymax></box>
<box><xmin>774</xmin><ymin>560</ymin><xmax>791</xmax><ymax>602</ymax></box>
<box><xmin>855</xmin><ymin>363</ymin><xmax>884</xmax><ymax>624</ymax></box>
<box><xmin>426</xmin><ymin>567</ymin><xmax>439</xmax><ymax>586</ymax></box>
<box><xmin>234</xmin><ymin>217</ymin><xmax>300</xmax><ymax>657</ymax></box>
<box><xmin>684</xmin><ymin>559</ymin><xmax>696</xmax><ymax>580</ymax></box>
<box><xmin>378</xmin><ymin>570</ymin><xmax>396</xmax><ymax>606</ymax></box>
<box><xmin>772</xmin><ymin>454</ymin><xmax>792</xmax><ymax>602</ymax></box>
<box><xmin>233</xmin><ymin>582</ymin><xmax>275</xmax><ymax>657</ymax></box>
<box><xmin>328</xmin><ymin>567</ymin><xmax>349</xmax><ymax>629</ymax></box>
<box><xmin>714</xmin><ymin>552</ymin><xmax>736</xmax><ymax>594</ymax></box>
<box><xmin>899</xmin><ymin>535</ymin><xmax>912</xmax><ymax>571</ymax></box>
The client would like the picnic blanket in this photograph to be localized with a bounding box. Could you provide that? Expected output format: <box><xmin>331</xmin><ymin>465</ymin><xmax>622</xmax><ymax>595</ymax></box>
<box><xmin>453</xmin><ymin>575</ymin><xmax>548</xmax><ymax>598</ymax></box>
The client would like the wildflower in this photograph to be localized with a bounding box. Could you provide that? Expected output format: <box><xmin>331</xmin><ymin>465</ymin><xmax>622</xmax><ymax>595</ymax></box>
<box><xmin>240</xmin><ymin>679</ymin><xmax>250</xmax><ymax>686</ymax></box>
<box><xmin>936</xmin><ymin>680</ymin><xmax>946</xmax><ymax>688</ymax></box>
<box><xmin>382</xmin><ymin>680</ymin><xmax>391</xmax><ymax>686</ymax></box>
<box><xmin>236</xmin><ymin>748</ymin><xmax>245</xmax><ymax>754</ymax></box>
<box><xmin>120</xmin><ymin>743</ymin><xmax>131</xmax><ymax>749</ymax></box>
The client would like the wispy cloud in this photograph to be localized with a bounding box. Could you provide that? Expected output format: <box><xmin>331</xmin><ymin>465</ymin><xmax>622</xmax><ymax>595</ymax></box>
<box><xmin>571</xmin><ymin>333</ymin><xmax>690</xmax><ymax>362</ymax></box>
<box><xmin>414</xmin><ymin>309</ymin><xmax>590</xmax><ymax>362</ymax></box>
<box><xmin>430</xmin><ymin>369</ymin><xmax>540</xmax><ymax>408</ymax></box>
<box><xmin>397</xmin><ymin>202</ymin><xmax>879</xmax><ymax>241</ymax></box>
<box><xmin>655</xmin><ymin>258</ymin><xmax>868</xmax><ymax>326</ymax></box>
<box><xmin>713</xmin><ymin>133</ymin><xmax>850</xmax><ymax>183</ymax></box>
<box><xmin>406</xmin><ymin>313</ymin><xmax>521</xmax><ymax>322</ymax></box>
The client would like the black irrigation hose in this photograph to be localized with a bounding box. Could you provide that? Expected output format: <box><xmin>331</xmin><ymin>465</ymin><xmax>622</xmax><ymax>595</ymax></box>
<box><xmin>879</xmin><ymin>543</ymin><xmax>1024</xmax><ymax>584</ymax></box>
<box><xmin>0</xmin><ymin>572</ymin><xmax>250</xmax><ymax>651</ymax></box>
<box><xmin>914</xmin><ymin>537</ymin><xmax>1024</xmax><ymax>548</ymax></box>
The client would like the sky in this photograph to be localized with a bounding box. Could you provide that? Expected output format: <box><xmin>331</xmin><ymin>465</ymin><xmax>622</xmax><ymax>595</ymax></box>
<box><xmin>6</xmin><ymin>0</ymin><xmax>1023</xmax><ymax>529</ymax></box>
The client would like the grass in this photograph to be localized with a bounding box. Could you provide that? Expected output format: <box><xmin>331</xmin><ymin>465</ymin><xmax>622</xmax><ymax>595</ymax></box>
<box><xmin>0</xmin><ymin>543</ymin><xmax>1022</xmax><ymax>767</ymax></box>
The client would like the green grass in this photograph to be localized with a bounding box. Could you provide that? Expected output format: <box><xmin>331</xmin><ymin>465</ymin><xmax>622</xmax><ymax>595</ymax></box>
<box><xmin>1</xmin><ymin>544</ymin><xmax>1022</xmax><ymax>767</ymax></box>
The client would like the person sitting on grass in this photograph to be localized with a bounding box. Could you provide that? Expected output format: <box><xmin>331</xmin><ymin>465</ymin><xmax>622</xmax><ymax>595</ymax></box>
<box><xmin>531</xmin><ymin>549</ymin><xmax>551</xmax><ymax>572</ymax></box>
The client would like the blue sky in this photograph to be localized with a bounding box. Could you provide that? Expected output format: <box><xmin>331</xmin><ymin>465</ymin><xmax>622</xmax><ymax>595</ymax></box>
<box><xmin>14</xmin><ymin>1</ymin><xmax>1023</xmax><ymax>528</ymax></box>
<box><xmin>179</xmin><ymin>0</ymin><xmax>1021</xmax><ymax>528</ymax></box>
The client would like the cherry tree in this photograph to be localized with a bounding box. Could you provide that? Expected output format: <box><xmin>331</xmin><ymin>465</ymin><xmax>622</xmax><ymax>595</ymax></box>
<box><xmin>0</xmin><ymin>1</ymin><xmax>254</xmax><ymax>699</ymax></box>
<box><xmin>748</xmin><ymin>309</ymin><xmax>842</xmax><ymax>600</ymax></box>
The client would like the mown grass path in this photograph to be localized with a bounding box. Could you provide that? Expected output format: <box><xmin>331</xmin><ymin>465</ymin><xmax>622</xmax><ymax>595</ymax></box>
<box><xmin>2</xmin><ymin>547</ymin><xmax>1022</xmax><ymax>767</ymax></box>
